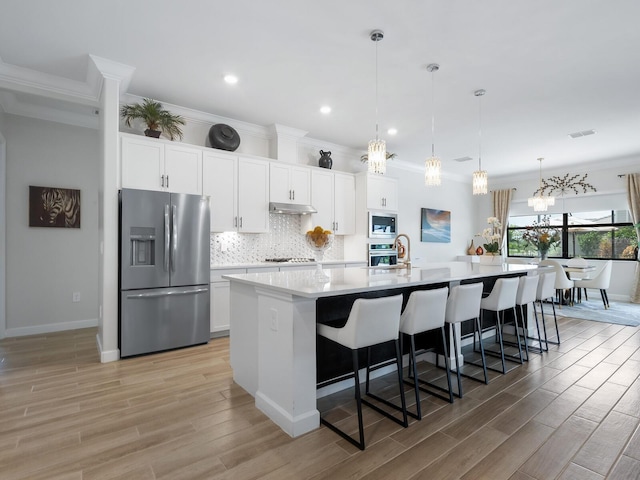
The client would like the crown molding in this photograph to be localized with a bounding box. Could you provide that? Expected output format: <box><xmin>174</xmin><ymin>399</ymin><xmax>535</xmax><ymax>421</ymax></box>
<box><xmin>0</xmin><ymin>91</ymin><xmax>99</xmax><ymax>129</ymax></box>
<box><xmin>0</xmin><ymin>55</ymin><xmax>97</xmax><ymax>106</ymax></box>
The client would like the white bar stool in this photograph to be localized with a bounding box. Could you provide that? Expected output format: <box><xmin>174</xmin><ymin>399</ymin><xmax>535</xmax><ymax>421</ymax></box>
<box><xmin>444</xmin><ymin>282</ymin><xmax>485</xmax><ymax>397</ymax></box>
<box><xmin>399</xmin><ymin>287</ymin><xmax>453</xmax><ymax>420</ymax></box>
<box><xmin>479</xmin><ymin>277</ymin><xmax>521</xmax><ymax>374</ymax></box>
<box><xmin>513</xmin><ymin>275</ymin><xmax>540</xmax><ymax>360</ymax></box>
<box><xmin>317</xmin><ymin>294</ymin><xmax>407</xmax><ymax>450</ymax></box>
<box><xmin>536</xmin><ymin>271</ymin><xmax>559</xmax><ymax>347</ymax></box>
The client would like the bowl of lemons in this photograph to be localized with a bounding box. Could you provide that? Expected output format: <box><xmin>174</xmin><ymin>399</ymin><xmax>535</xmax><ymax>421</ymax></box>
<box><xmin>305</xmin><ymin>226</ymin><xmax>334</xmax><ymax>281</ymax></box>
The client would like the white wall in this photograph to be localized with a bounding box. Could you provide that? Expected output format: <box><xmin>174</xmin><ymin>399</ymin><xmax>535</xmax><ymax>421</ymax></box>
<box><xmin>4</xmin><ymin>114</ymin><xmax>99</xmax><ymax>335</ymax></box>
<box><xmin>389</xmin><ymin>166</ymin><xmax>480</xmax><ymax>266</ymax></box>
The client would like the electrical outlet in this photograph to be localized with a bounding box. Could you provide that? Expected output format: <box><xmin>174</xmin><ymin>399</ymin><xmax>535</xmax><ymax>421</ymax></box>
<box><xmin>72</xmin><ymin>292</ymin><xmax>81</xmax><ymax>303</ymax></box>
<box><xmin>270</xmin><ymin>308</ymin><xmax>278</xmax><ymax>331</ymax></box>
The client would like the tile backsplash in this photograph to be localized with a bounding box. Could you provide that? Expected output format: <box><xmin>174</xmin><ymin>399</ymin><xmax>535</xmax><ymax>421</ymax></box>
<box><xmin>210</xmin><ymin>214</ymin><xmax>344</xmax><ymax>265</ymax></box>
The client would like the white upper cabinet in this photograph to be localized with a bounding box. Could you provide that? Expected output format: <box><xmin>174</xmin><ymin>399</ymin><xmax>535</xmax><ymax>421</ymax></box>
<box><xmin>238</xmin><ymin>157</ymin><xmax>270</xmax><ymax>233</ymax></box>
<box><xmin>269</xmin><ymin>163</ymin><xmax>311</xmax><ymax>205</ymax></box>
<box><xmin>334</xmin><ymin>172</ymin><xmax>356</xmax><ymax>234</ymax></box>
<box><xmin>203</xmin><ymin>150</ymin><xmax>237</xmax><ymax>232</ymax></box>
<box><xmin>121</xmin><ymin>134</ymin><xmax>165</xmax><ymax>191</ymax></box>
<box><xmin>203</xmin><ymin>152</ymin><xmax>270</xmax><ymax>233</ymax></box>
<box><xmin>308</xmin><ymin>169</ymin><xmax>355</xmax><ymax>235</ymax></box>
<box><xmin>120</xmin><ymin>133</ymin><xmax>202</xmax><ymax>195</ymax></box>
<box><xmin>309</xmin><ymin>169</ymin><xmax>334</xmax><ymax>231</ymax></box>
<box><xmin>366</xmin><ymin>174</ymin><xmax>398</xmax><ymax>212</ymax></box>
<box><xmin>163</xmin><ymin>144</ymin><xmax>202</xmax><ymax>194</ymax></box>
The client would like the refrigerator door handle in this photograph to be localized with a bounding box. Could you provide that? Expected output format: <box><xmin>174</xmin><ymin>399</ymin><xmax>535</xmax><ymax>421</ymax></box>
<box><xmin>164</xmin><ymin>204</ymin><xmax>170</xmax><ymax>272</ymax></box>
<box><xmin>126</xmin><ymin>287</ymin><xmax>209</xmax><ymax>299</ymax></box>
<box><xmin>171</xmin><ymin>204</ymin><xmax>178</xmax><ymax>272</ymax></box>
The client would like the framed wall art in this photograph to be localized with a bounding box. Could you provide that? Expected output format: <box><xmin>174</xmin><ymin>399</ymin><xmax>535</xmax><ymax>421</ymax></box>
<box><xmin>29</xmin><ymin>186</ymin><xmax>81</xmax><ymax>228</ymax></box>
<box><xmin>421</xmin><ymin>208</ymin><xmax>450</xmax><ymax>243</ymax></box>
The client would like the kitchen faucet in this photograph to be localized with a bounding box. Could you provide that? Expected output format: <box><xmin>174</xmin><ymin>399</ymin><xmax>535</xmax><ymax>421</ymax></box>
<box><xmin>393</xmin><ymin>233</ymin><xmax>411</xmax><ymax>270</ymax></box>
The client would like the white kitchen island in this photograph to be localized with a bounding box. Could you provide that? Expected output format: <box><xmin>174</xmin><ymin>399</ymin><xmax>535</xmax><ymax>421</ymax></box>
<box><xmin>224</xmin><ymin>262</ymin><xmax>540</xmax><ymax>437</ymax></box>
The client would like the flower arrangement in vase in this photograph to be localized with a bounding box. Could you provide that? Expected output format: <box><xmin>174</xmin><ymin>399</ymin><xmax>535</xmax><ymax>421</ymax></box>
<box><xmin>479</xmin><ymin>217</ymin><xmax>502</xmax><ymax>255</ymax></box>
<box><xmin>522</xmin><ymin>215</ymin><xmax>561</xmax><ymax>259</ymax></box>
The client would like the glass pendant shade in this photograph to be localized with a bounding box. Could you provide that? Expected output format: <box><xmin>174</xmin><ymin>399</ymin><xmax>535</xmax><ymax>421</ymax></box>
<box><xmin>424</xmin><ymin>156</ymin><xmax>442</xmax><ymax>186</ymax></box>
<box><xmin>528</xmin><ymin>157</ymin><xmax>555</xmax><ymax>211</ymax></box>
<box><xmin>472</xmin><ymin>170</ymin><xmax>488</xmax><ymax>195</ymax></box>
<box><xmin>368</xmin><ymin>139</ymin><xmax>387</xmax><ymax>175</ymax></box>
<box><xmin>528</xmin><ymin>195</ymin><xmax>555</xmax><ymax>212</ymax></box>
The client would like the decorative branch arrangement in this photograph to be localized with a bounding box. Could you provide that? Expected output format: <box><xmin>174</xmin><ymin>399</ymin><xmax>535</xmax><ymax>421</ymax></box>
<box><xmin>533</xmin><ymin>173</ymin><xmax>597</xmax><ymax>197</ymax></box>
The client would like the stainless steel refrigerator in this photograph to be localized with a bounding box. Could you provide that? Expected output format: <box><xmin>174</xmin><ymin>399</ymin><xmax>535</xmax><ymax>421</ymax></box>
<box><xmin>119</xmin><ymin>188</ymin><xmax>210</xmax><ymax>357</ymax></box>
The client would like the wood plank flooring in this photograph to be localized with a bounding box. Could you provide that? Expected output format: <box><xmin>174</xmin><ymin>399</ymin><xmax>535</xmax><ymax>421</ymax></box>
<box><xmin>1</xmin><ymin>312</ymin><xmax>639</xmax><ymax>479</ymax></box>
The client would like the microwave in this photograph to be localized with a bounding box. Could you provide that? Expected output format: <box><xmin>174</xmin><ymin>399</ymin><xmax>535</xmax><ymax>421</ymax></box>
<box><xmin>368</xmin><ymin>211</ymin><xmax>397</xmax><ymax>239</ymax></box>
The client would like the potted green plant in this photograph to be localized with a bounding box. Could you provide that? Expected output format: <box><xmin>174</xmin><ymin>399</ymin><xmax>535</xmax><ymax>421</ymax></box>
<box><xmin>120</xmin><ymin>98</ymin><xmax>186</xmax><ymax>140</ymax></box>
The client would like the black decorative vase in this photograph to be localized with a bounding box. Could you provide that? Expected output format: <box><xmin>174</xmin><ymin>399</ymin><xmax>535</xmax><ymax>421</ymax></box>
<box><xmin>209</xmin><ymin>124</ymin><xmax>241</xmax><ymax>151</ymax></box>
<box><xmin>144</xmin><ymin>129</ymin><xmax>162</xmax><ymax>138</ymax></box>
<box><xmin>318</xmin><ymin>150</ymin><xmax>332</xmax><ymax>169</ymax></box>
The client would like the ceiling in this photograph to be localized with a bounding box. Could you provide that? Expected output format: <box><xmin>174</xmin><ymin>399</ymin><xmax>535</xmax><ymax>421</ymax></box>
<box><xmin>1</xmin><ymin>0</ymin><xmax>640</xmax><ymax>178</ymax></box>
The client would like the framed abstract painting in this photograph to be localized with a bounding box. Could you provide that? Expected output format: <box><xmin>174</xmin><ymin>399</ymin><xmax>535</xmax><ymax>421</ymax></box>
<box><xmin>421</xmin><ymin>208</ymin><xmax>450</xmax><ymax>243</ymax></box>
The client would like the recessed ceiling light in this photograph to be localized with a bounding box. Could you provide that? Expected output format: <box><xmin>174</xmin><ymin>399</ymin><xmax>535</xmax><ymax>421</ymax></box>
<box><xmin>387</xmin><ymin>128</ymin><xmax>398</xmax><ymax>135</ymax></box>
<box><xmin>453</xmin><ymin>156</ymin><xmax>473</xmax><ymax>163</ymax></box>
<box><xmin>320</xmin><ymin>105</ymin><xmax>331</xmax><ymax>114</ymax></box>
<box><xmin>568</xmin><ymin>129</ymin><xmax>596</xmax><ymax>138</ymax></box>
<box><xmin>224</xmin><ymin>74</ymin><xmax>238</xmax><ymax>85</ymax></box>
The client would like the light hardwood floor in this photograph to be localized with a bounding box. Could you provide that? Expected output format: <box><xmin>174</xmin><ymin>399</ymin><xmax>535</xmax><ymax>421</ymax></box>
<box><xmin>1</xmin><ymin>312</ymin><xmax>639</xmax><ymax>480</ymax></box>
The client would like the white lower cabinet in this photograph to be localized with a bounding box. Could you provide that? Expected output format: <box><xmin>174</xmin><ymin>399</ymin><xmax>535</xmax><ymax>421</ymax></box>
<box><xmin>210</xmin><ymin>281</ymin><xmax>230</xmax><ymax>336</ymax></box>
<box><xmin>210</xmin><ymin>268</ymin><xmax>247</xmax><ymax>336</ymax></box>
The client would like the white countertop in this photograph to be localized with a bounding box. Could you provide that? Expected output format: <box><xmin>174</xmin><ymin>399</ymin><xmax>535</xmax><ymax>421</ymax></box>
<box><xmin>223</xmin><ymin>261</ymin><xmax>542</xmax><ymax>298</ymax></box>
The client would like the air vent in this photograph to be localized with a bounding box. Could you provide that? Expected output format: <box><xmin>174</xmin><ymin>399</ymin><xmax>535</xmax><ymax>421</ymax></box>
<box><xmin>568</xmin><ymin>129</ymin><xmax>596</xmax><ymax>138</ymax></box>
<box><xmin>453</xmin><ymin>156</ymin><xmax>473</xmax><ymax>163</ymax></box>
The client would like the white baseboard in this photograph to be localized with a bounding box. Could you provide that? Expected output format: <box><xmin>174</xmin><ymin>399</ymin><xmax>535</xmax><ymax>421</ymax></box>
<box><xmin>96</xmin><ymin>333</ymin><xmax>119</xmax><ymax>363</ymax></box>
<box><xmin>4</xmin><ymin>318</ymin><xmax>98</xmax><ymax>337</ymax></box>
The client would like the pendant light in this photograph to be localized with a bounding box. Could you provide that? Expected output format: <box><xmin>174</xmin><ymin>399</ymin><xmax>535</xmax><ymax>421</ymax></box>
<box><xmin>472</xmin><ymin>89</ymin><xmax>488</xmax><ymax>195</ymax></box>
<box><xmin>368</xmin><ymin>29</ymin><xmax>386</xmax><ymax>175</ymax></box>
<box><xmin>528</xmin><ymin>158</ymin><xmax>556</xmax><ymax>211</ymax></box>
<box><xmin>424</xmin><ymin>63</ymin><xmax>441</xmax><ymax>186</ymax></box>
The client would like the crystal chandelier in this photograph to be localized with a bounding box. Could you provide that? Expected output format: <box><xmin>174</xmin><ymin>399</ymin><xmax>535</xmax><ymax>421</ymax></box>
<box><xmin>424</xmin><ymin>63</ymin><xmax>441</xmax><ymax>186</ymax></box>
<box><xmin>368</xmin><ymin>30</ymin><xmax>386</xmax><ymax>175</ymax></box>
<box><xmin>472</xmin><ymin>89</ymin><xmax>488</xmax><ymax>195</ymax></box>
<box><xmin>528</xmin><ymin>158</ymin><xmax>556</xmax><ymax>211</ymax></box>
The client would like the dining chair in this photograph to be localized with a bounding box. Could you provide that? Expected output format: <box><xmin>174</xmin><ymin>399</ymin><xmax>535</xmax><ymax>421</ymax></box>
<box><xmin>574</xmin><ymin>260</ymin><xmax>613</xmax><ymax>309</ymax></box>
<box><xmin>540</xmin><ymin>259</ymin><xmax>575</xmax><ymax>306</ymax></box>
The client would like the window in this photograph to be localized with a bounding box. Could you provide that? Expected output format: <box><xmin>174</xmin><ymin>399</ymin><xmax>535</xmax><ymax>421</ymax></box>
<box><xmin>507</xmin><ymin>210</ymin><xmax>636</xmax><ymax>260</ymax></box>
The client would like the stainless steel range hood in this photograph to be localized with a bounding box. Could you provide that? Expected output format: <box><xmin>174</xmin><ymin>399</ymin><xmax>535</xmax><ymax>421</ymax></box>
<box><xmin>269</xmin><ymin>202</ymin><xmax>317</xmax><ymax>215</ymax></box>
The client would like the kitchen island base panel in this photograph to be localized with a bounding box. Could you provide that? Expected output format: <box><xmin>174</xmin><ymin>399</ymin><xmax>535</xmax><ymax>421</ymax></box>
<box><xmin>229</xmin><ymin>282</ymin><xmax>260</xmax><ymax>395</ymax></box>
<box><xmin>256</xmin><ymin>287</ymin><xmax>319</xmax><ymax>437</ymax></box>
<box><xmin>255</xmin><ymin>391</ymin><xmax>320</xmax><ymax>437</ymax></box>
